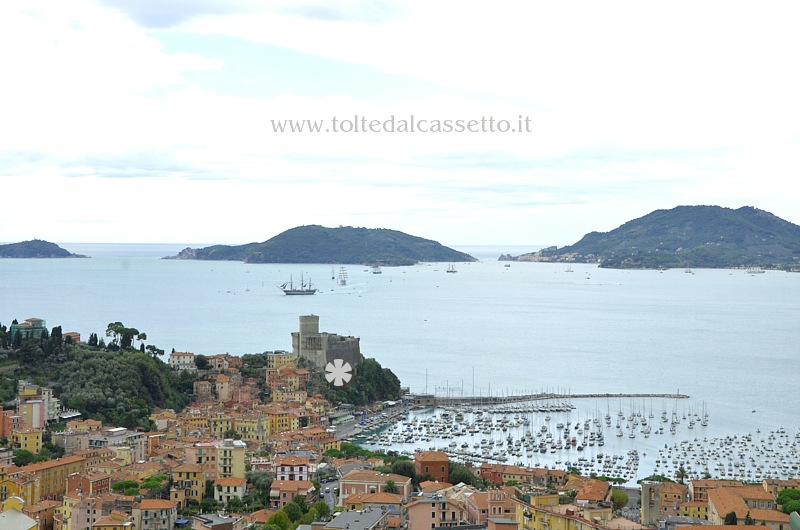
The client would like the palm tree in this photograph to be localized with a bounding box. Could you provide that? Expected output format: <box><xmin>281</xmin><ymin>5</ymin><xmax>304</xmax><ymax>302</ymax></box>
<box><xmin>384</xmin><ymin>480</ymin><xmax>398</xmax><ymax>494</ymax></box>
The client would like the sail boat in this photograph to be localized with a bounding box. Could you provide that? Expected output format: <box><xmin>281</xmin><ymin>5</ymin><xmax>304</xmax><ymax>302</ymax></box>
<box><xmin>446</xmin><ymin>264</ymin><xmax>457</xmax><ymax>273</ymax></box>
<box><xmin>338</xmin><ymin>267</ymin><xmax>348</xmax><ymax>286</ymax></box>
<box><xmin>279</xmin><ymin>273</ymin><xmax>317</xmax><ymax>295</ymax></box>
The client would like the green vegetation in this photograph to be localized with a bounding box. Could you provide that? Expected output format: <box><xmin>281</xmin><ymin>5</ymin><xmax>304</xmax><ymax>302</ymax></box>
<box><xmin>0</xmin><ymin>239</ymin><xmax>87</xmax><ymax>258</ymax></box>
<box><xmin>724</xmin><ymin>511</ymin><xmax>738</xmax><ymax>525</ymax></box>
<box><xmin>611</xmin><ymin>489</ymin><xmax>629</xmax><ymax>511</ymax></box>
<box><xmin>168</xmin><ymin>225</ymin><xmax>476</xmax><ymax>266</ymax></box>
<box><xmin>307</xmin><ymin>358</ymin><xmax>401</xmax><ymax>406</ymax></box>
<box><xmin>0</xmin><ymin>321</ymin><xmax>193</xmax><ymax>429</ymax></box>
<box><xmin>324</xmin><ymin>442</ymin><xmax>399</xmax><ymax>462</ymax></box>
<box><xmin>778</xmin><ymin>489</ymin><xmax>800</xmax><ymax>514</ymax></box>
<box><xmin>513</xmin><ymin>206</ymin><xmax>800</xmax><ymax>269</ymax></box>
<box><xmin>263</xmin><ymin>495</ymin><xmax>331</xmax><ymax>530</ymax></box>
<box><xmin>448</xmin><ymin>462</ymin><xmax>486</xmax><ymax>488</ymax></box>
<box><xmin>637</xmin><ymin>475</ymin><xmax>676</xmax><ymax>484</ymax></box>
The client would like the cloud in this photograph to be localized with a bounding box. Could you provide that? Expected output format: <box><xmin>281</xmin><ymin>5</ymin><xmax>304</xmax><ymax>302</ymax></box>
<box><xmin>277</xmin><ymin>0</ymin><xmax>405</xmax><ymax>23</ymax></box>
<box><xmin>97</xmin><ymin>0</ymin><xmax>259</xmax><ymax>28</ymax></box>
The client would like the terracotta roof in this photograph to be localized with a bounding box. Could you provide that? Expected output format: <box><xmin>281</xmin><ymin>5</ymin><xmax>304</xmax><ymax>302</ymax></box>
<box><xmin>692</xmin><ymin>479</ymin><xmax>743</xmax><ymax>489</ymax></box>
<box><xmin>659</xmin><ymin>482</ymin><xmax>689</xmax><ymax>495</ymax></box>
<box><xmin>275</xmin><ymin>456</ymin><xmax>309</xmax><ymax>466</ymax></box>
<box><xmin>749</xmin><ymin>509</ymin><xmax>790</xmax><ymax>523</ymax></box>
<box><xmin>173</xmin><ymin>463</ymin><xmax>202</xmax><ymax>473</ymax></box>
<box><xmin>21</xmin><ymin>455</ymin><xmax>86</xmax><ymax>472</ymax></box>
<box><xmin>341</xmin><ymin>470</ymin><xmax>410</xmax><ymax>484</ymax></box>
<box><xmin>248</xmin><ymin>509</ymin><xmax>276</xmax><ymax>524</ymax></box>
<box><xmin>415</xmin><ymin>450</ymin><xmax>449</xmax><ymax>462</ymax></box>
<box><xmin>216</xmin><ymin>476</ymin><xmax>246</xmax><ymax>487</ymax></box>
<box><xmin>420</xmin><ymin>480</ymin><xmax>453</xmax><ymax>493</ymax></box>
<box><xmin>137</xmin><ymin>499</ymin><xmax>176</xmax><ymax>509</ymax></box>
<box><xmin>736</xmin><ymin>485</ymin><xmax>775</xmax><ymax>501</ymax></box>
<box><xmin>344</xmin><ymin>491</ymin><xmax>404</xmax><ymax>505</ymax></box>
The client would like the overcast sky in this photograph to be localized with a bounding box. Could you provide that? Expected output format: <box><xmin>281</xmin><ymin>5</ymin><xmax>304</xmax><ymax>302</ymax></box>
<box><xmin>2</xmin><ymin>1</ymin><xmax>799</xmax><ymax>248</ymax></box>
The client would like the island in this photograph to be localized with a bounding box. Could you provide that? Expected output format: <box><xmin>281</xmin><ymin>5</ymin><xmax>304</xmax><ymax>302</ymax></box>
<box><xmin>501</xmin><ymin>205</ymin><xmax>800</xmax><ymax>270</ymax></box>
<box><xmin>0</xmin><ymin>239</ymin><xmax>87</xmax><ymax>258</ymax></box>
<box><xmin>165</xmin><ymin>225</ymin><xmax>476</xmax><ymax>266</ymax></box>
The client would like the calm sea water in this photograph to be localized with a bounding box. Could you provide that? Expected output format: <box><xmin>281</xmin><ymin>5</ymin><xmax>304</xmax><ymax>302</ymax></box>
<box><xmin>1</xmin><ymin>243</ymin><xmax>799</xmax><ymax>477</ymax></box>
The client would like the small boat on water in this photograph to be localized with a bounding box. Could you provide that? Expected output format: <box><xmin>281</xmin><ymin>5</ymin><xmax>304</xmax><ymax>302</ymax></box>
<box><xmin>371</xmin><ymin>265</ymin><xmax>382</xmax><ymax>274</ymax></box>
<box><xmin>279</xmin><ymin>273</ymin><xmax>317</xmax><ymax>295</ymax></box>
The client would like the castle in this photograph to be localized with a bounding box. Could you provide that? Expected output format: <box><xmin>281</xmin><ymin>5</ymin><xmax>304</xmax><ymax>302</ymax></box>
<box><xmin>291</xmin><ymin>315</ymin><xmax>364</xmax><ymax>370</ymax></box>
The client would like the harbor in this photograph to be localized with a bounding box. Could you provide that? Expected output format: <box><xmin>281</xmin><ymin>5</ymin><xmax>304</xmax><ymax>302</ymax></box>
<box><xmin>354</xmin><ymin>397</ymin><xmax>800</xmax><ymax>486</ymax></box>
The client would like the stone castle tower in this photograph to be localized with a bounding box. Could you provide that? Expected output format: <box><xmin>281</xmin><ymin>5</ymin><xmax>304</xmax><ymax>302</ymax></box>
<box><xmin>291</xmin><ymin>315</ymin><xmax>364</xmax><ymax>370</ymax></box>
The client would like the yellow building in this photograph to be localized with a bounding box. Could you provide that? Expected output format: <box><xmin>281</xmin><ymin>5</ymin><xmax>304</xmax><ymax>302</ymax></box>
<box><xmin>271</xmin><ymin>389</ymin><xmax>308</xmax><ymax>403</ymax></box>
<box><xmin>208</xmin><ymin>413</ymin><xmax>234</xmax><ymax>439</ymax></box>
<box><xmin>680</xmin><ymin>500</ymin><xmax>709</xmax><ymax>520</ymax></box>
<box><xmin>265</xmin><ymin>408</ymin><xmax>299</xmax><ymax>434</ymax></box>
<box><xmin>514</xmin><ymin>497</ymin><xmax>605</xmax><ymax>530</ymax></box>
<box><xmin>527</xmin><ymin>492</ymin><xmax>560</xmax><ymax>508</ymax></box>
<box><xmin>178</xmin><ymin>411</ymin><xmax>209</xmax><ymax>434</ymax></box>
<box><xmin>217</xmin><ymin>439</ymin><xmax>246</xmax><ymax>480</ymax></box>
<box><xmin>266</xmin><ymin>351</ymin><xmax>297</xmax><ymax>370</ymax></box>
<box><xmin>184</xmin><ymin>439</ymin><xmax>246</xmax><ymax>482</ymax></box>
<box><xmin>12</xmin><ymin>428</ymin><xmax>43</xmax><ymax>454</ymax></box>
<box><xmin>171</xmin><ymin>463</ymin><xmax>204</xmax><ymax>508</ymax></box>
<box><xmin>0</xmin><ymin>472</ymin><xmax>40</xmax><ymax>506</ymax></box>
<box><xmin>0</xmin><ymin>496</ymin><xmax>38</xmax><ymax>530</ymax></box>
<box><xmin>20</xmin><ymin>455</ymin><xmax>86</xmax><ymax>500</ymax></box>
<box><xmin>232</xmin><ymin>416</ymin><xmax>270</xmax><ymax>442</ymax></box>
<box><xmin>54</xmin><ymin>491</ymin><xmax>80</xmax><ymax>530</ymax></box>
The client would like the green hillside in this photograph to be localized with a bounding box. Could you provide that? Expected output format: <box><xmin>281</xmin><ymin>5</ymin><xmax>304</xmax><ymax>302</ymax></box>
<box><xmin>0</xmin><ymin>239</ymin><xmax>86</xmax><ymax>258</ymax></box>
<box><xmin>516</xmin><ymin>206</ymin><xmax>800</xmax><ymax>269</ymax></box>
<box><xmin>0</xmin><ymin>323</ymin><xmax>191</xmax><ymax>429</ymax></box>
<box><xmin>168</xmin><ymin>225</ymin><xmax>475</xmax><ymax>266</ymax></box>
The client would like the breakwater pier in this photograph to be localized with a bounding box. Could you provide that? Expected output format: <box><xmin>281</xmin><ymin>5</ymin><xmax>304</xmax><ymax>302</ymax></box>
<box><xmin>421</xmin><ymin>392</ymin><xmax>689</xmax><ymax>408</ymax></box>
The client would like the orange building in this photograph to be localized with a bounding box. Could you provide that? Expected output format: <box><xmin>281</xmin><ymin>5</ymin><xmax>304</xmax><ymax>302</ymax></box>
<box><xmin>415</xmin><ymin>450</ymin><xmax>450</xmax><ymax>483</ymax></box>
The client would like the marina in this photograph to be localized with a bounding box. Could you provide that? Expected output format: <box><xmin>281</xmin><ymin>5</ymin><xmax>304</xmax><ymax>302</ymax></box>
<box><xmin>355</xmin><ymin>398</ymin><xmax>800</xmax><ymax>486</ymax></box>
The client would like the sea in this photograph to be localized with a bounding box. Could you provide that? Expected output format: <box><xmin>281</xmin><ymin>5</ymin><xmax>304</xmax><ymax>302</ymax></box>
<box><xmin>1</xmin><ymin>243</ymin><xmax>798</xmax><ymax>484</ymax></box>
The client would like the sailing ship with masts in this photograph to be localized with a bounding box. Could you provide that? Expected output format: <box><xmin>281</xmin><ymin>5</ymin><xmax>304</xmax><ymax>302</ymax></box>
<box><xmin>279</xmin><ymin>272</ymin><xmax>317</xmax><ymax>295</ymax></box>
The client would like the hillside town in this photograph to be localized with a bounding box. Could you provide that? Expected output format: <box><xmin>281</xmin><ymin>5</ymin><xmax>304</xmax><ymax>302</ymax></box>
<box><xmin>0</xmin><ymin>317</ymin><xmax>798</xmax><ymax>530</ymax></box>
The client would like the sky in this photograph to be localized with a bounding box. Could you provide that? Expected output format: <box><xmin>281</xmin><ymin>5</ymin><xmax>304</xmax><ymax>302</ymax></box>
<box><xmin>1</xmin><ymin>1</ymin><xmax>799</xmax><ymax>248</ymax></box>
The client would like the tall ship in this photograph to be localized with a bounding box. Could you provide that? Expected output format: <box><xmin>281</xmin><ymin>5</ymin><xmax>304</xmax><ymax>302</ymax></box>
<box><xmin>279</xmin><ymin>273</ymin><xmax>317</xmax><ymax>295</ymax></box>
<box><xmin>338</xmin><ymin>267</ymin><xmax>348</xmax><ymax>286</ymax></box>
<box><xmin>371</xmin><ymin>265</ymin><xmax>382</xmax><ymax>274</ymax></box>
<box><xmin>446</xmin><ymin>263</ymin><xmax>457</xmax><ymax>273</ymax></box>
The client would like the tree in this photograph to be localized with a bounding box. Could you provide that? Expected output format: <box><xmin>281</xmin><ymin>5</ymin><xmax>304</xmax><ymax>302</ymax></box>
<box><xmin>146</xmin><ymin>344</ymin><xmax>165</xmax><ymax>359</ymax></box>
<box><xmin>611</xmin><ymin>489</ymin><xmax>629</xmax><ymax>511</ymax></box>
<box><xmin>283</xmin><ymin>501</ymin><xmax>303</xmax><ymax>522</ymax></box>
<box><xmin>724</xmin><ymin>511</ymin><xmax>738</xmax><ymax>525</ymax></box>
<box><xmin>676</xmin><ymin>465</ymin><xmax>687</xmax><ymax>484</ymax></box>
<box><xmin>311</xmin><ymin>501</ymin><xmax>330</xmax><ymax>520</ymax></box>
<box><xmin>448</xmin><ymin>462</ymin><xmax>481</xmax><ymax>487</ymax></box>
<box><xmin>782</xmin><ymin>500</ymin><xmax>800</xmax><ymax>515</ymax></box>
<box><xmin>777</xmin><ymin>489</ymin><xmax>800</xmax><ymax>507</ymax></box>
<box><xmin>744</xmin><ymin>511</ymin><xmax>755</xmax><ymax>525</ymax></box>
<box><xmin>391</xmin><ymin>459</ymin><xmax>416</xmax><ymax>478</ymax></box>
<box><xmin>292</xmin><ymin>494</ymin><xmax>309</xmax><ymax>514</ymax></box>
<box><xmin>384</xmin><ymin>480</ymin><xmax>398</xmax><ymax>494</ymax></box>
<box><xmin>13</xmin><ymin>449</ymin><xmax>36</xmax><ymax>467</ymax></box>
<box><xmin>195</xmin><ymin>354</ymin><xmax>210</xmax><ymax>370</ymax></box>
